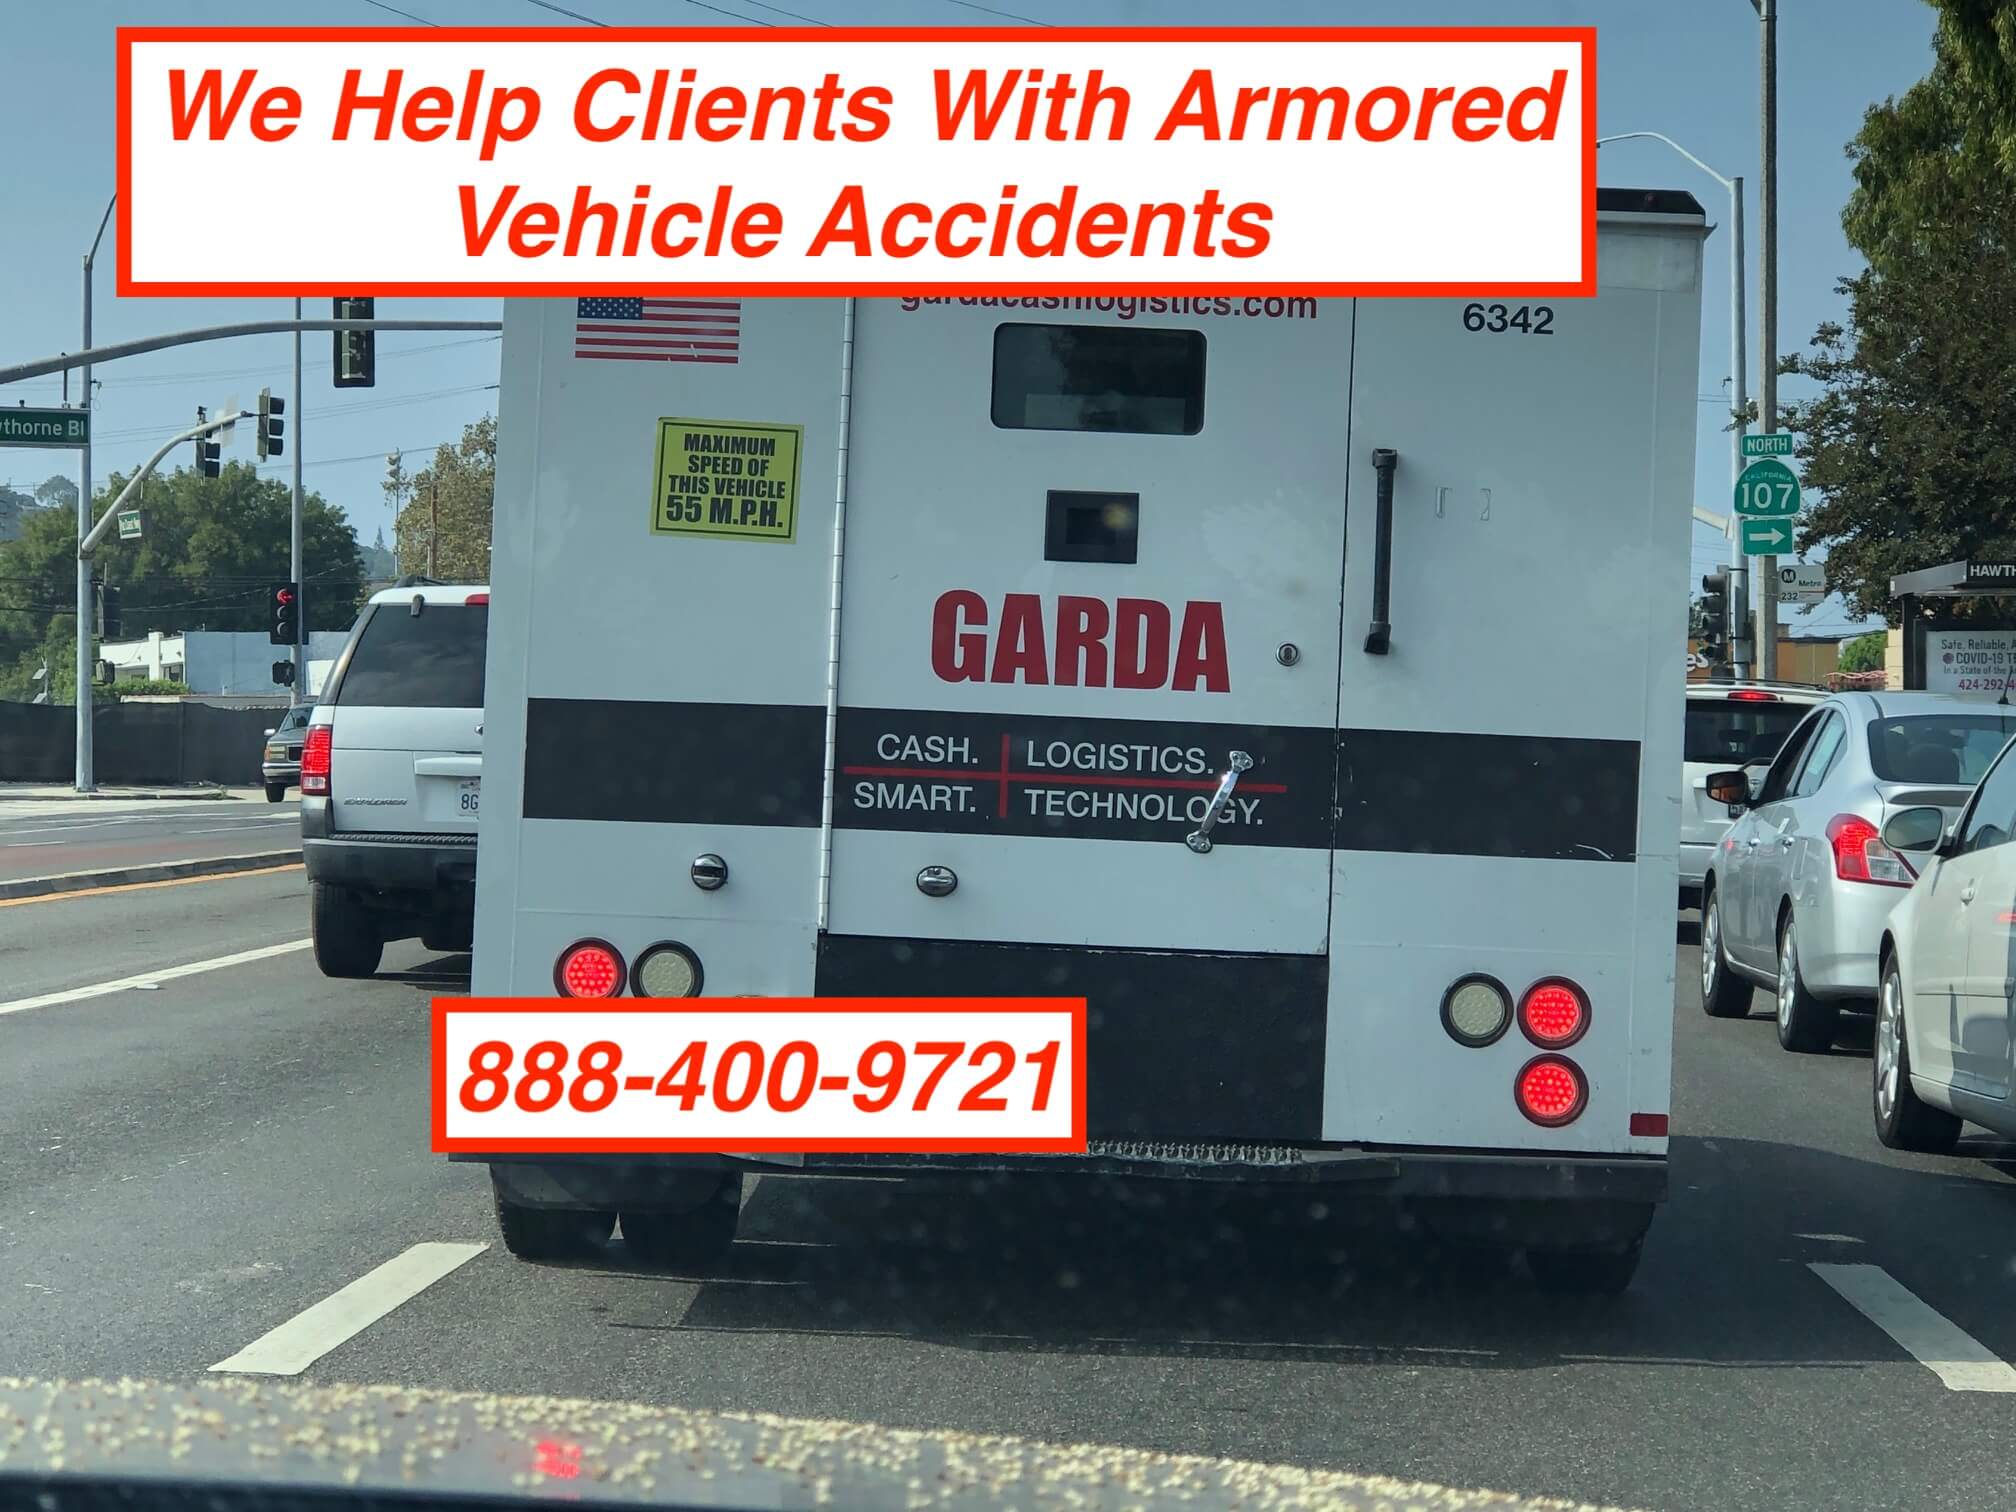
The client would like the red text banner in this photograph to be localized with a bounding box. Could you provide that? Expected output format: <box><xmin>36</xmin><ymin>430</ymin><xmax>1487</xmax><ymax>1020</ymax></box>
<box><xmin>120</xmin><ymin>26</ymin><xmax>1594</xmax><ymax>297</ymax></box>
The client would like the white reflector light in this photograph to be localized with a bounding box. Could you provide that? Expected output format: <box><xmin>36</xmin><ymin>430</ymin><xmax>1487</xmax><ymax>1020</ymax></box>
<box><xmin>632</xmin><ymin>943</ymin><xmax>703</xmax><ymax>998</ymax></box>
<box><xmin>1441</xmin><ymin>975</ymin><xmax>1511</xmax><ymax>1047</ymax></box>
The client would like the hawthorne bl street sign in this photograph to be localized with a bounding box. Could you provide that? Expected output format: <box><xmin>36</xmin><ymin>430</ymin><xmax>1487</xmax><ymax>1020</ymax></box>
<box><xmin>0</xmin><ymin>407</ymin><xmax>89</xmax><ymax>449</ymax></box>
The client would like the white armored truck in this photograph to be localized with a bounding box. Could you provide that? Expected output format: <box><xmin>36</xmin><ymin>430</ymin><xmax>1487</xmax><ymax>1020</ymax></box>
<box><xmin>465</xmin><ymin>187</ymin><xmax>1708</xmax><ymax>1292</ymax></box>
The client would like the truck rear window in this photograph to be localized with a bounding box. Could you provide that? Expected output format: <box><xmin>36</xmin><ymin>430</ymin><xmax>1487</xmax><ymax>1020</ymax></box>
<box><xmin>991</xmin><ymin>323</ymin><xmax>1205</xmax><ymax>435</ymax></box>
<box><xmin>1683</xmin><ymin>699</ymin><xmax>1807</xmax><ymax>765</ymax></box>
<box><xmin>332</xmin><ymin>603</ymin><xmax>488</xmax><ymax>709</ymax></box>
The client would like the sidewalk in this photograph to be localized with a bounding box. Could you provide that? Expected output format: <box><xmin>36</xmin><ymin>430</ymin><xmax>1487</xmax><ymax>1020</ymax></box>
<box><xmin>0</xmin><ymin>783</ymin><xmax>238</xmax><ymax>803</ymax></box>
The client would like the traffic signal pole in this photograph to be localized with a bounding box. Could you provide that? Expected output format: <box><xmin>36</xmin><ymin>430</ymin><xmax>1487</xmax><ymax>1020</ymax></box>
<box><xmin>292</xmin><ymin>299</ymin><xmax>306</xmax><ymax>697</ymax></box>
<box><xmin>1755</xmin><ymin>0</ymin><xmax>1780</xmax><ymax>679</ymax></box>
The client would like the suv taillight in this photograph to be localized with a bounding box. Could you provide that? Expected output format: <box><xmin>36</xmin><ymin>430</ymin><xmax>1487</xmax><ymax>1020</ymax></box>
<box><xmin>1827</xmin><ymin>813</ymin><xmax>1913</xmax><ymax>886</ymax></box>
<box><xmin>300</xmin><ymin>724</ymin><xmax>332</xmax><ymax>795</ymax></box>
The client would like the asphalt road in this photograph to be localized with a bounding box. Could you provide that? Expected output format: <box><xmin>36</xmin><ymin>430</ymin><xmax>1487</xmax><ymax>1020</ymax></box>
<box><xmin>0</xmin><ymin>795</ymin><xmax>299</xmax><ymax>885</ymax></box>
<box><xmin>5</xmin><ymin>878</ymin><xmax>2016</xmax><ymax>1512</ymax></box>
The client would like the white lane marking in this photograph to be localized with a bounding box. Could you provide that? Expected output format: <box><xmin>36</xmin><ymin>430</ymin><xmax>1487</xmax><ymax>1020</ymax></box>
<box><xmin>1797</xmin><ymin>1233</ymin><xmax>1864</xmax><ymax>1244</ymax></box>
<box><xmin>1811</xmin><ymin>1263</ymin><xmax>2016</xmax><ymax>1392</ymax></box>
<box><xmin>183</xmin><ymin>820</ymin><xmax>300</xmax><ymax>834</ymax></box>
<box><xmin>209</xmin><ymin>1242</ymin><xmax>488</xmax><ymax>1376</ymax></box>
<box><xmin>0</xmin><ymin>939</ymin><xmax>311</xmax><ymax>1017</ymax></box>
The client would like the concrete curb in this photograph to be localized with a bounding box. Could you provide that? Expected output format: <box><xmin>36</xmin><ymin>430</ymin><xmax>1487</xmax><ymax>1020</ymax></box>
<box><xmin>0</xmin><ymin>787</ymin><xmax>231</xmax><ymax>803</ymax></box>
<box><xmin>0</xmin><ymin>850</ymin><xmax>303</xmax><ymax>902</ymax></box>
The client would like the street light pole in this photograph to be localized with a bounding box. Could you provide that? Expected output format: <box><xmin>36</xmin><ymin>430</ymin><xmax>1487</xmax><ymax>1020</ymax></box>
<box><xmin>1596</xmin><ymin>132</ymin><xmax>1753</xmax><ymax>677</ymax></box>
<box><xmin>1756</xmin><ymin>0</ymin><xmax>1780</xmax><ymax>679</ymax></box>
<box><xmin>75</xmin><ymin>192</ymin><xmax>116</xmax><ymax>792</ymax></box>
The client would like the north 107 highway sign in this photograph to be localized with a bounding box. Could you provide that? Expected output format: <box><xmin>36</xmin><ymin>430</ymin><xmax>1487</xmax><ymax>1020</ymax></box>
<box><xmin>1742</xmin><ymin>518</ymin><xmax>1795</xmax><ymax>556</ymax></box>
<box><xmin>1735</xmin><ymin>458</ymin><xmax>1801</xmax><ymax>517</ymax></box>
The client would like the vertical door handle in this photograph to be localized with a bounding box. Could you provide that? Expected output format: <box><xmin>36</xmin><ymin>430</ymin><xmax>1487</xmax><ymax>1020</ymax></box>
<box><xmin>1362</xmin><ymin>448</ymin><xmax>1399</xmax><ymax>655</ymax></box>
<box><xmin>1185</xmin><ymin>752</ymin><xmax>1254</xmax><ymax>854</ymax></box>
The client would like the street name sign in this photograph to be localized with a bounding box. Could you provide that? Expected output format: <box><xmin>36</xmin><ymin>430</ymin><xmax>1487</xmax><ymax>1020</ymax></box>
<box><xmin>1735</xmin><ymin>458</ymin><xmax>1800</xmax><ymax>517</ymax></box>
<box><xmin>0</xmin><ymin>407</ymin><xmax>89</xmax><ymax>449</ymax></box>
<box><xmin>1742</xmin><ymin>518</ymin><xmax>1794</xmax><ymax>556</ymax></box>
<box><xmin>117</xmin><ymin>510</ymin><xmax>143</xmax><ymax>542</ymax></box>
<box><xmin>1742</xmin><ymin>433</ymin><xmax>1794</xmax><ymax>458</ymax></box>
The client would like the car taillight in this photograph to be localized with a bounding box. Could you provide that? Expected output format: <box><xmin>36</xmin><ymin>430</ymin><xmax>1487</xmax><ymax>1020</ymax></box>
<box><xmin>1515</xmin><ymin>1056</ymin><xmax>1588</xmax><ymax>1127</ymax></box>
<box><xmin>299</xmin><ymin>725</ymin><xmax>332</xmax><ymax>795</ymax></box>
<box><xmin>1728</xmin><ymin>689</ymin><xmax>1780</xmax><ymax>701</ymax></box>
<box><xmin>1518</xmin><ymin>979</ymin><xmax>1589</xmax><ymax>1048</ymax></box>
<box><xmin>466</xmin><ymin>593</ymin><xmax>489</xmax><ymax>606</ymax></box>
<box><xmin>555</xmin><ymin>940</ymin><xmax>625</xmax><ymax>998</ymax></box>
<box><xmin>1827</xmin><ymin>813</ymin><xmax>1914</xmax><ymax>886</ymax></box>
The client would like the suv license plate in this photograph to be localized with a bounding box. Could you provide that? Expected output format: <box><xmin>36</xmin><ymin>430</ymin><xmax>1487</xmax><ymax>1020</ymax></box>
<box><xmin>459</xmin><ymin>779</ymin><xmax>480</xmax><ymax>815</ymax></box>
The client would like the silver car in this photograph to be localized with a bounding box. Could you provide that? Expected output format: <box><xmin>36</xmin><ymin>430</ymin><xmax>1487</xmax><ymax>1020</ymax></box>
<box><xmin>1698</xmin><ymin>691</ymin><xmax>2016</xmax><ymax>1052</ymax></box>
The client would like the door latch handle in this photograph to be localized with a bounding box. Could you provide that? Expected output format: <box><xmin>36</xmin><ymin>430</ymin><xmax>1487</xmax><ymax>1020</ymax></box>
<box><xmin>1780</xmin><ymin>835</ymin><xmax>1795</xmax><ymax>849</ymax></box>
<box><xmin>1962</xmin><ymin>882</ymin><xmax>1977</xmax><ymax>904</ymax></box>
<box><xmin>1745</xmin><ymin>837</ymin><xmax>1760</xmax><ymax>850</ymax></box>
<box><xmin>1185</xmin><ymin>751</ymin><xmax>1254</xmax><ymax>854</ymax></box>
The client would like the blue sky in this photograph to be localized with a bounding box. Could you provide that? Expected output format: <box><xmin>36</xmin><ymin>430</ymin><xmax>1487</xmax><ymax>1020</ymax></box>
<box><xmin>2</xmin><ymin>0</ymin><xmax>1938</xmax><ymax>634</ymax></box>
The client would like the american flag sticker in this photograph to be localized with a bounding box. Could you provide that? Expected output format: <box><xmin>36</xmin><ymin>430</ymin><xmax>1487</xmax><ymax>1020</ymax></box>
<box><xmin>575</xmin><ymin>298</ymin><xmax>741</xmax><ymax>364</ymax></box>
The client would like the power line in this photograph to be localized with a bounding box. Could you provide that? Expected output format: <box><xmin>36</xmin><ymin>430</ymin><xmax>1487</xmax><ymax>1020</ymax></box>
<box><xmin>521</xmin><ymin>0</ymin><xmax>611</xmax><ymax>21</ymax></box>
<box><xmin>735</xmin><ymin>0</ymin><xmax>832</xmax><ymax>21</ymax></box>
<box><xmin>936</xmin><ymin>0</ymin><xmax>1052</xmax><ymax>24</ymax></box>
<box><xmin>357</xmin><ymin>0</ymin><xmax>439</xmax><ymax>21</ymax></box>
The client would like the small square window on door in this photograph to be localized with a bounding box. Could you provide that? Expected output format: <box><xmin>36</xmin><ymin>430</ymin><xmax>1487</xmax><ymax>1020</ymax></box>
<box><xmin>1045</xmin><ymin>490</ymin><xmax>1140</xmax><ymax>564</ymax></box>
<box><xmin>991</xmin><ymin>324</ymin><xmax>1206</xmax><ymax>435</ymax></box>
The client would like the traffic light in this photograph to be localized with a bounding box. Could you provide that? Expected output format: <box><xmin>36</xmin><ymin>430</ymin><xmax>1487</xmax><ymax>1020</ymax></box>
<box><xmin>333</xmin><ymin>296</ymin><xmax>375</xmax><ymax>388</ymax></box>
<box><xmin>1699</xmin><ymin>572</ymin><xmax>1730</xmax><ymax>662</ymax></box>
<box><xmin>272</xmin><ymin>660</ymin><xmax>297</xmax><ymax>688</ymax></box>
<box><xmin>269</xmin><ymin>581</ymin><xmax>301</xmax><ymax>646</ymax></box>
<box><xmin>97</xmin><ymin>583</ymin><xmax>122</xmax><ymax>639</ymax></box>
<box><xmin>257</xmin><ymin>387</ymin><xmax>286</xmax><ymax>461</ymax></box>
<box><xmin>195</xmin><ymin>439</ymin><xmax>222</xmax><ymax>478</ymax></box>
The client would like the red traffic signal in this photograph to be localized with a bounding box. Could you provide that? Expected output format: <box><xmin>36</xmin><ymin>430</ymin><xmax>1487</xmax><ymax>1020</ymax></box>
<box><xmin>269</xmin><ymin>581</ymin><xmax>301</xmax><ymax>646</ymax></box>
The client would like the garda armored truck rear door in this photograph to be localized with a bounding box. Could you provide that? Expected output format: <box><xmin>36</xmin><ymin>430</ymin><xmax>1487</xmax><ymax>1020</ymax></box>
<box><xmin>826</xmin><ymin>298</ymin><xmax>1348</xmax><ymax>956</ymax></box>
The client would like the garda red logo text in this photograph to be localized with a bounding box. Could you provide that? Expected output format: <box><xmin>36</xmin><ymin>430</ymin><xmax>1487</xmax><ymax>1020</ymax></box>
<box><xmin>930</xmin><ymin>591</ymin><xmax>1229</xmax><ymax>692</ymax></box>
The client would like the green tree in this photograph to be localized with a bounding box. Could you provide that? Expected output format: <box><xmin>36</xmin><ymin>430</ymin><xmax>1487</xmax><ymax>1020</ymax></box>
<box><xmin>1844</xmin><ymin>2</ymin><xmax>2016</xmax><ymax>272</ymax></box>
<box><xmin>392</xmin><ymin>415</ymin><xmax>493</xmax><ymax>582</ymax></box>
<box><xmin>1782</xmin><ymin>179</ymin><xmax>2016</xmax><ymax>619</ymax></box>
<box><xmin>0</xmin><ymin>463</ymin><xmax>364</xmax><ymax>682</ymax></box>
<box><xmin>1839</xmin><ymin>631</ymin><xmax>1888</xmax><ymax>674</ymax></box>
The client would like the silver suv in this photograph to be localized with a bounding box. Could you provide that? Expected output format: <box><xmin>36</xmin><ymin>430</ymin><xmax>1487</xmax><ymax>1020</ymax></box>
<box><xmin>1681</xmin><ymin>681</ymin><xmax>1825</xmax><ymax>906</ymax></box>
<box><xmin>300</xmin><ymin>584</ymin><xmax>487</xmax><ymax>978</ymax></box>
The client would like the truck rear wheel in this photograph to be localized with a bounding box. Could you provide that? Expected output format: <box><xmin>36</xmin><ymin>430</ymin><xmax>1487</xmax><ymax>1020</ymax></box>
<box><xmin>265</xmin><ymin>782</ymin><xmax>287</xmax><ymax>803</ymax></box>
<box><xmin>494</xmin><ymin>1190</ymin><xmax>616</xmax><ymax>1261</ymax></box>
<box><xmin>311</xmin><ymin>883</ymin><xmax>384</xmax><ymax>978</ymax></box>
<box><xmin>1527</xmin><ymin>1238</ymin><xmax>1644</xmax><ymax>1295</ymax></box>
<box><xmin>621</xmin><ymin>1175</ymin><xmax>743</xmax><ymax>1272</ymax></box>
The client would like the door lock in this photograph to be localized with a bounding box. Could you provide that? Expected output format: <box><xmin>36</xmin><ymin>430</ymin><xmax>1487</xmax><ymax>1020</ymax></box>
<box><xmin>1185</xmin><ymin>751</ymin><xmax>1254</xmax><ymax>854</ymax></box>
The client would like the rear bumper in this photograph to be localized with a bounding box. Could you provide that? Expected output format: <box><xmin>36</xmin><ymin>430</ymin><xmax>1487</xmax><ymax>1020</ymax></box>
<box><xmin>1679</xmin><ymin>841</ymin><xmax>1713</xmax><ymax>895</ymax></box>
<box><xmin>302</xmin><ymin>799</ymin><xmax>476</xmax><ymax>908</ymax></box>
<box><xmin>1798</xmin><ymin>878</ymin><xmax>1901</xmax><ymax>1000</ymax></box>
<box><xmin>471</xmin><ymin>1147</ymin><xmax>1668</xmax><ymax>1207</ymax></box>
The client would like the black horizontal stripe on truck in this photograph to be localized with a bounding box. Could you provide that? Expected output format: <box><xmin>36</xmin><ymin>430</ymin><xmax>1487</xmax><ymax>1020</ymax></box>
<box><xmin>523</xmin><ymin>698</ymin><xmax>1641</xmax><ymax>862</ymax></box>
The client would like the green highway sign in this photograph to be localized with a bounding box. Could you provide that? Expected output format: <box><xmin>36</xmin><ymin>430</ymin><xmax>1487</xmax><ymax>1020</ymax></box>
<box><xmin>1735</xmin><ymin>458</ymin><xmax>1801</xmax><ymax>517</ymax></box>
<box><xmin>1742</xmin><ymin>433</ymin><xmax>1794</xmax><ymax>458</ymax></box>
<box><xmin>0</xmin><ymin>407</ymin><xmax>89</xmax><ymax>449</ymax></box>
<box><xmin>117</xmin><ymin>510</ymin><xmax>143</xmax><ymax>541</ymax></box>
<box><xmin>1742</xmin><ymin>518</ymin><xmax>1794</xmax><ymax>556</ymax></box>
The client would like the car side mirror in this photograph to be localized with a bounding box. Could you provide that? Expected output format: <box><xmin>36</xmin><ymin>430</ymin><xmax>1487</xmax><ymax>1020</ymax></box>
<box><xmin>1882</xmin><ymin>806</ymin><xmax>1947</xmax><ymax>855</ymax></box>
<box><xmin>1705</xmin><ymin>770</ymin><xmax>1749</xmax><ymax>807</ymax></box>
<box><xmin>263</xmin><ymin>727</ymin><xmax>277</xmax><ymax>737</ymax></box>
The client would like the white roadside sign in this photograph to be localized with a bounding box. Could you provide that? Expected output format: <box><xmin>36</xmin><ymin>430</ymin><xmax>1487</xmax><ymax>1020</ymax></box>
<box><xmin>1777</xmin><ymin>561</ymin><xmax>1825</xmax><ymax>605</ymax></box>
<box><xmin>1926</xmin><ymin>630</ymin><xmax>2016</xmax><ymax>695</ymax></box>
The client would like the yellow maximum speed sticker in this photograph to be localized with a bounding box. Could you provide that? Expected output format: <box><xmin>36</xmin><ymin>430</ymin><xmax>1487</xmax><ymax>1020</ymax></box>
<box><xmin>651</xmin><ymin>417</ymin><xmax>801</xmax><ymax>543</ymax></box>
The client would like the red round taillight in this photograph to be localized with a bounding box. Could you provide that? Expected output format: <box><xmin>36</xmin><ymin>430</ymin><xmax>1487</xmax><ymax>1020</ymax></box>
<box><xmin>555</xmin><ymin>940</ymin><xmax>624</xmax><ymax>998</ymax></box>
<box><xmin>1518</xmin><ymin>979</ymin><xmax>1589</xmax><ymax>1048</ymax></box>
<box><xmin>1515</xmin><ymin>1055</ymin><xmax>1587</xmax><ymax>1127</ymax></box>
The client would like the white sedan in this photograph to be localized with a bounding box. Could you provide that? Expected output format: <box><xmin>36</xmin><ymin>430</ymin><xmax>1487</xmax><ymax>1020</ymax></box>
<box><xmin>1874</xmin><ymin>735</ymin><xmax>2016</xmax><ymax>1153</ymax></box>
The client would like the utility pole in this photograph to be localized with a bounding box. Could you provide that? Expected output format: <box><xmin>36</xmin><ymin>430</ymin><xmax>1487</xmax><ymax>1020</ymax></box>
<box><xmin>1756</xmin><ymin>0</ymin><xmax>1779</xmax><ymax>679</ymax></box>
<box><xmin>292</xmin><ymin>298</ymin><xmax>305</xmax><ymax>698</ymax></box>
<box><xmin>74</xmin><ymin>192</ymin><xmax>115</xmax><ymax>792</ymax></box>
<box><xmin>1729</xmin><ymin>175</ymin><xmax>1752</xmax><ymax>679</ymax></box>
<box><xmin>428</xmin><ymin>476</ymin><xmax>439</xmax><ymax>578</ymax></box>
